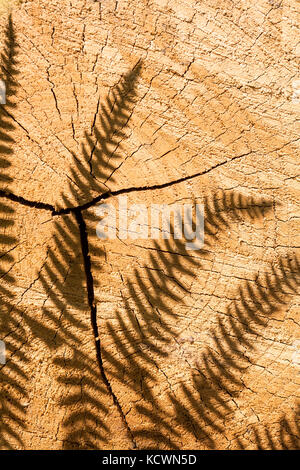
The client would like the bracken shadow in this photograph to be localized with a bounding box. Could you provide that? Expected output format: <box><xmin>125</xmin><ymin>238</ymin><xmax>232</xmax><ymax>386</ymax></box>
<box><xmin>163</xmin><ymin>252</ymin><xmax>300</xmax><ymax>449</ymax></box>
<box><xmin>0</xmin><ymin>15</ymin><xmax>29</xmax><ymax>449</ymax></box>
<box><xmin>236</xmin><ymin>403</ymin><xmax>300</xmax><ymax>449</ymax></box>
<box><xmin>1</xmin><ymin>16</ymin><xmax>298</xmax><ymax>451</ymax></box>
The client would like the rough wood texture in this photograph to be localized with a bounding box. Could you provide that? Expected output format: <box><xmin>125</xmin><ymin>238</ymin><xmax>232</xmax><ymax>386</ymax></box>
<box><xmin>0</xmin><ymin>0</ymin><xmax>299</xmax><ymax>450</ymax></box>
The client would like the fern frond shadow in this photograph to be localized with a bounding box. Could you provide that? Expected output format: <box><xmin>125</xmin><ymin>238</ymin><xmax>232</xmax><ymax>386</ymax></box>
<box><xmin>236</xmin><ymin>403</ymin><xmax>300</xmax><ymax>449</ymax></box>
<box><xmin>62</xmin><ymin>61</ymin><xmax>142</xmax><ymax>208</ymax></box>
<box><xmin>166</xmin><ymin>253</ymin><xmax>299</xmax><ymax>448</ymax></box>
<box><xmin>101</xmin><ymin>190</ymin><xmax>278</xmax><ymax>449</ymax></box>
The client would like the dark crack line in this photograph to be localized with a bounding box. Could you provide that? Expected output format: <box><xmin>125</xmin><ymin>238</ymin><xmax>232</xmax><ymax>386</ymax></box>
<box><xmin>0</xmin><ymin>190</ymin><xmax>55</xmax><ymax>211</ymax></box>
<box><xmin>0</xmin><ymin>150</ymin><xmax>254</xmax><ymax>215</ymax></box>
<box><xmin>74</xmin><ymin>209</ymin><xmax>138</xmax><ymax>449</ymax></box>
